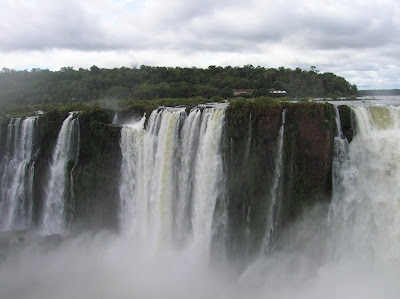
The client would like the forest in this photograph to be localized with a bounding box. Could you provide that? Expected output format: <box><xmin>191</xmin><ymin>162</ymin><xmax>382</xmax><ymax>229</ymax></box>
<box><xmin>0</xmin><ymin>65</ymin><xmax>357</xmax><ymax>109</ymax></box>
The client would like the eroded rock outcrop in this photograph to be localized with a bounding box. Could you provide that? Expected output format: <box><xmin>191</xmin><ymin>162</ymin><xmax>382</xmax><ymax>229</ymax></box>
<box><xmin>70</xmin><ymin>108</ymin><xmax>121</xmax><ymax>231</ymax></box>
<box><xmin>282</xmin><ymin>103</ymin><xmax>335</xmax><ymax>221</ymax></box>
<box><xmin>225</xmin><ymin>102</ymin><xmax>336</xmax><ymax>258</ymax></box>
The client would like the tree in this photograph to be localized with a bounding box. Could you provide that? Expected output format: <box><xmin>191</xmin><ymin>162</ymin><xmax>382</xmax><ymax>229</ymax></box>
<box><xmin>0</xmin><ymin>65</ymin><xmax>358</xmax><ymax>106</ymax></box>
<box><xmin>310</xmin><ymin>66</ymin><xmax>319</xmax><ymax>73</ymax></box>
<box><xmin>90</xmin><ymin>65</ymin><xmax>100</xmax><ymax>75</ymax></box>
<box><xmin>221</xmin><ymin>87</ymin><xmax>234</xmax><ymax>99</ymax></box>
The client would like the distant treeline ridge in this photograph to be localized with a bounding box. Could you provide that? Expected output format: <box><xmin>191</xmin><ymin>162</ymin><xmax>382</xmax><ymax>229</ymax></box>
<box><xmin>0</xmin><ymin>65</ymin><xmax>358</xmax><ymax>106</ymax></box>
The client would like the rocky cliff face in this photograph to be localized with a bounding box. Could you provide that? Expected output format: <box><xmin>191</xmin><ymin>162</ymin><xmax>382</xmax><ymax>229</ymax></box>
<box><xmin>70</xmin><ymin>109</ymin><xmax>121</xmax><ymax>231</ymax></box>
<box><xmin>0</xmin><ymin>118</ymin><xmax>9</xmax><ymax>158</ymax></box>
<box><xmin>30</xmin><ymin>109</ymin><xmax>121</xmax><ymax>231</ymax></box>
<box><xmin>225</xmin><ymin>102</ymin><xmax>336</xmax><ymax>258</ymax></box>
<box><xmin>338</xmin><ymin>105</ymin><xmax>354</xmax><ymax>143</ymax></box>
<box><xmin>282</xmin><ymin>103</ymin><xmax>335</xmax><ymax>222</ymax></box>
<box><xmin>1</xmin><ymin>103</ymin><xmax>345</xmax><ymax>247</ymax></box>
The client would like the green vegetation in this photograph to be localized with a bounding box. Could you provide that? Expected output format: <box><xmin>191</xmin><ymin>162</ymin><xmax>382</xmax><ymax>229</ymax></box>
<box><xmin>0</xmin><ymin>65</ymin><xmax>358</xmax><ymax>110</ymax></box>
<box><xmin>0</xmin><ymin>97</ymin><xmax>215</xmax><ymax>118</ymax></box>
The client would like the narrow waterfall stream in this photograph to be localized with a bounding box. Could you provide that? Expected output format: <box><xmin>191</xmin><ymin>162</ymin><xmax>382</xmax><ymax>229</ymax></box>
<box><xmin>42</xmin><ymin>112</ymin><xmax>80</xmax><ymax>234</ymax></box>
<box><xmin>262</xmin><ymin>109</ymin><xmax>286</xmax><ymax>253</ymax></box>
<box><xmin>0</xmin><ymin>117</ymin><xmax>38</xmax><ymax>230</ymax></box>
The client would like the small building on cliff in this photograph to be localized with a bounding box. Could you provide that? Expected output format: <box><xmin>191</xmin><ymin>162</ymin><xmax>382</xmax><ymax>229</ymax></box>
<box><xmin>233</xmin><ymin>89</ymin><xmax>255</xmax><ymax>98</ymax></box>
<box><xmin>270</xmin><ymin>90</ymin><xmax>287</xmax><ymax>97</ymax></box>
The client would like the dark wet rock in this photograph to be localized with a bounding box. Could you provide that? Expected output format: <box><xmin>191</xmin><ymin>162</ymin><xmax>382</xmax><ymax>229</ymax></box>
<box><xmin>338</xmin><ymin>105</ymin><xmax>354</xmax><ymax>143</ymax></box>
<box><xmin>225</xmin><ymin>102</ymin><xmax>337</xmax><ymax>258</ymax></box>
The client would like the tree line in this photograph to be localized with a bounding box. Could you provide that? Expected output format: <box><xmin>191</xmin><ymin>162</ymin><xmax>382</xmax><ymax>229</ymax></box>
<box><xmin>0</xmin><ymin>65</ymin><xmax>358</xmax><ymax>107</ymax></box>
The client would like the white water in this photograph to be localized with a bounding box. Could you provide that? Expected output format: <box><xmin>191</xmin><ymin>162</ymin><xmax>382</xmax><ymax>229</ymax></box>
<box><xmin>112</xmin><ymin>112</ymin><xmax>119</xmax><ymax>124</ymax></box>
<box><xmin>329</xmin><ymin>106</ymin><xmax>350</xmax><ymax>225</ymax></box>
<box><xmin>119</xmin><ymin>105</ymin><xmax>226</xmax><ymax>256</ymax></box>
<box><xmin>2</xmin><ymin>103</ymin><xmax>400</xmax><ymax>298</ymax></box>
<box><xmin>263</xmin><ymin>109</ymin><xmax>286</xmax><ymax>253</ymax></box>
<box><xmin>329</xmin><ymin>106</ymin><xmax>400</xmax><ymax>262</ymax></box>
<box><xmin>42</xmin><ymin>112</ymin><xmax>80</xmax><ymax>234</ymax></box>
<box><xmin>0</xmin><ymin>117</ymin><xmax>37</xmax><ymax>230</ymax></box>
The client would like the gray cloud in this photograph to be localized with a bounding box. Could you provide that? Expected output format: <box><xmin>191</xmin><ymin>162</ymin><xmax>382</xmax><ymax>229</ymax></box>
<box><xmin>0</xmin><ymin>0</ymin><xmax>126</xmax><ymax>51</ymax></box>
<box><xmin>0</xmin><ymin>0</ymin><xmax>399</xmax><ymax>88</ymax></box>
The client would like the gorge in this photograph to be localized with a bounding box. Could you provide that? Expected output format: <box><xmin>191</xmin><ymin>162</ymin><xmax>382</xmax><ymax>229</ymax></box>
<box><xmin>0</xmin><ymin>98</ymin><xmax>399</xmax><ymax>298</ymax></box>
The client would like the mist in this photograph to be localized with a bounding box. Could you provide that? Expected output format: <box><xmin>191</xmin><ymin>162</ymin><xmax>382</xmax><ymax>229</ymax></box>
<box><xmin>2</xmin><ymin>101</ymin><xmax>400</xmax><ymax>298</ymax></box>
<box><xmin>1</xmin><ymin>204</ymin><xmax>399</xmax><ymax>299</ymax></box>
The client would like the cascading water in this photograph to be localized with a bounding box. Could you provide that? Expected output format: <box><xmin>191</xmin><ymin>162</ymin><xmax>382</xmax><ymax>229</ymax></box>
<box><xmin>244</xmin><ymin>111</ymin><xmax>252</xmax><ymax>162</ymax></box>
<box><xmin>329</xmin><ymin>105</ymin><xmax>400</xmax><ymax>262</ymax></box>
<box><xmin>191</xmin><ymin>107</ymin><xmax>226</xmax><ymax>255</ymax></box>
<box><xmin>119</xmin><ymin>105</ymin><xmax>226</xmax><ymax>256</ymax></box>
<box><xmin>262</xmin><ymin>109</ymin><xmax>286</xmax><ymax>253</ymax></box>
<box><xmin>119</xmin><ymin>114</ymin><xmax>148</xmax><ymax>237</ymax></box>
<box><xmin>176</xmin><ymin>108</ymin><xmax>202</xmax><ymax>242</ymax></box>
<box><xmin>329</xmin><ymin>106</ymin><xmax>350</xmax><ymax>225</ymax></box>
<box><xmin>112</xmin><ymin>112</ymin><xmax>119</xmax><ymax>124</ymax></box>
<box><xmin>0</xmin><ymin>117</ymin><xmax>38</xmax><ymax>230</ymax></box>
<box><xmin>3</xmin><ymin>101</ymin><xmax>400</xmax><ymax>299</ymax></box>
<box><xmin>42</xmin><ymin>112</ymin><xmax>80</xmax><ymax>234</ymax></box>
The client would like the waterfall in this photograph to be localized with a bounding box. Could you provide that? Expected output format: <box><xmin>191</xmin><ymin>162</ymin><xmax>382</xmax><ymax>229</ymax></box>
<box><xmin>244</xmin><ymin>110</ymin><xmax>252</xmax><ymax>162</ymax></box>
<box><xmin>4</xmin><ymin>101</ymin><xmax>400</xmax><ymax>299</ymax></box>
<box><xmin>262</xmin><ymin>109</ymin><xmax>286</xmax><ymax>253</ymax></box>
<box><xmin>112</xmin><ymin>112</ymin><xmax>119</xmax><ymax>124</ymax></box>
<box><xmin>0</xmin><ymin>117</ymin><xmax>38</xmax><ymax>231</ymax></box>
<box><xmin>176</xmin><ymin>108</ymin><xmax>202</xmax><ymax>242</ymax></box>
<box><xmin>330</xmin><ymin>105</ymin><xmax>400</xmax><ymax>261</ymax></box>
<box><xmin>191</xmin><ymin>108</ymin><xmax>226</xmax><ymax>255</ymax></box>
<box><xmin>42</xmin><ymin>112</ymin><xmax>80</xmax><ymax>234</ymax></box>
<box><xmin>119</xmin><ymin>114</ymin><xmax>150</xmax><ymax>237</ymax></box>
<box><xmin>329</xmin><ymin>106</ymin><xmax>350</xmax><ymax>225</ymax></box>
<box><xmin>242</xmin><ymin>110</ymin><xmax>253</xmax><ymax>259</ymax></box>
<box><xmin>119</xmin><ymin>105</ymin><xmax>226</xmax><ymax>255</ymax></box>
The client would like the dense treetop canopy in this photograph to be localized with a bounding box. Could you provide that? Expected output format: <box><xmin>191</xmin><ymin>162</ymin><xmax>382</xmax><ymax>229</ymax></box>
<box><xmin>0</xmin><ymin>65</ymin><xmax>358</xmax><ymax>108</ymax></box>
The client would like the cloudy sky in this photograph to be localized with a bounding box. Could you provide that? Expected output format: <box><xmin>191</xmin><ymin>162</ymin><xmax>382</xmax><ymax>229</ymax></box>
<box><xmin>0</xmin><ymin>0</ymin><xmax>399</xmax><ymax>89</ymax></box>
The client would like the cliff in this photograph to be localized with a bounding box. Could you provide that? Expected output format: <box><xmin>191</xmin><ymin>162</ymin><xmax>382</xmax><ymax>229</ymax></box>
<box><xmin>283</xmin><ymin>103</ymin><xmax>336</xmax><ymax>219</ymax></box>
<box><xmin>338</xmin><ymin>105</ymin><xmax>354</xmax><ymax>143</ymax></box>
<box><xmin>225</xmin><ymin>102</ymin><xmax>338</xmax><ymax>257</ymax></box>
<box><xmin>0</xmin><ymin>102</ymin><xmax>354</xmax><ymax>250</ymax></box>
<box><xmin>0</xmin><ymin>118</ymin><xmax>9</xmax><ymax>158</ymax></box>
<box><xmin>70</xmin><ymin>109</ymin><xmax>121</xmax><ymax>230</ymax></box>
<box><xmin>30</xmin><ymin>109</ymin><xmax>121</xmax><ymax>230</ymax></box>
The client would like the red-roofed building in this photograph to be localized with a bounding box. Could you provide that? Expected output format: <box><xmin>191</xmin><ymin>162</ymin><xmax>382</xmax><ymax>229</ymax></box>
<box><xmin>233</xmin><ymin>89</ymin><xmax>255</xmax><ymax>97</ymax></box>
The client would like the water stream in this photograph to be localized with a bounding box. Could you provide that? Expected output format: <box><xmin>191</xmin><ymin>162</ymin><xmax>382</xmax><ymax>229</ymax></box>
<box><xmin>0</xmin><ymin>117</ymin><xmax>38</xmax><ymax>230</ymax></box>
<box><xmin>41</xmin><ymin>112</ymin><xmax>80</xmax><ymax>234</ymax></box>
